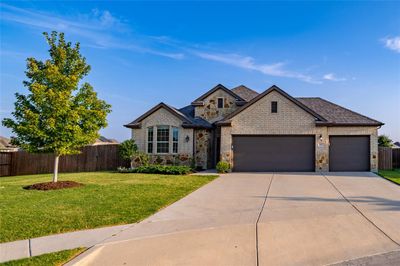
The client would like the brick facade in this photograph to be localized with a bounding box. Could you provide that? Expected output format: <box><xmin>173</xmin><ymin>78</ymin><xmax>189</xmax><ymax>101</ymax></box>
<box><xmin>129</xmin><ymin>87</ymin><xmax>379</xmax><ymax>172</ymax></box>
<box><xmin>220</xmin><ymin>90</ymin><xmax>378</xmax><ymax>172</ymax></box>
<box><xmin>131</xmin><ymin>107</ymin><xmax>194</xmax><ymax>166</ymax></box>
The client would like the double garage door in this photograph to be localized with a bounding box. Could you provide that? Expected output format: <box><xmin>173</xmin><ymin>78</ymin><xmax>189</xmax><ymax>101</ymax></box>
<box><xmin>232</xmin><ymin>135</ymin><xmax>370</xmax><ymax>172</ymax></box>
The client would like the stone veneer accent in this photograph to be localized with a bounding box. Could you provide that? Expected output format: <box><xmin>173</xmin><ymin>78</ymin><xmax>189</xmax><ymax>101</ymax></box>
<box><xmin>195</xmin><ymin>129</ymin><xmax>212</xmax><ymax>169</ymax></box>
<box><xmin>220</xmin><ymin>90</ymin><xmax>378</xmax><ymax>172</ymax></box>
<box><xmin>194</xmin><ymin>89</ymin><xmax>239</xmax><ymax>123</ymax></box>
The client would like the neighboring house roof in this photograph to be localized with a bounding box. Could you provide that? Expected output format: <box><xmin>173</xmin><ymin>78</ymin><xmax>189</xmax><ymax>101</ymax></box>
<box><xmin>393</xmin><ymin>142</ymin><xmax>400</xmax><ymax>148</ymax></box>
<box><xmin>231</xmin><ymin>85</ymin><xmax>259</xmax><ymax>101</ymax></box>
<box><xmin>297</xmin><ymin>97</ymin><xmax>384</xmax><ymax>126</ymax></box>
<box><xmin>191</xmin><ymin>84</ymin><xmax>246</xmax><ymax>105</ymax></box>
<box><xmin>92</xmin><ymin>136</ymin><xmax>119</xmax><ymax>145</ymax></box>
<box><xmin>219</xmin><ymin>85</ymin><xmax>327</xmax><ymax>124</ymax></box>
<box><xmin>124</xmin><ymin>102</ymin><xmax>212</xmax><ymax>129</ymax></box>
<box><xmin>0</xmin><ymin>136</ymin><xmax>19</xmax><ymax>151</ymax></box>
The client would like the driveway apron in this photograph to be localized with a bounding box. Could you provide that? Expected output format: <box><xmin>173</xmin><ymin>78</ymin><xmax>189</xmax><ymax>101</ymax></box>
<box><xmin>68</xmin><ymin>172</ymin><xmax>400</xmax><ymax>266</ymax></box>
<box><xmin>325</xmin><ymin>172</ymin><xmax>400</xmax><ymax>245</ymax></box>
<box><xmin>68</xmin><ymin>173</ymin><xmax>272</xmax><ymax>266</ymax></box>
<box><xmin>257</xmin><ymin>173</ymin><xmax>399</xmax><ymax>266</ymax></box>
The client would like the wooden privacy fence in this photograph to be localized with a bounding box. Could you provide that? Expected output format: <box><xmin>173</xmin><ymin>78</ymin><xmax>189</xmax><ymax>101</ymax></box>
<box><xmin>378</xmin><ymin>147</ymin><xmax>392</xmax><ymax>170</ymax></box>
<box><xmin>378</xmin><ymin>147</ymin><xmax>400</xmax><ymax>170</ymax></box>
<box><xmin>0</xmin><ymin>144</ymin><xmax>127</xmax><ymax>177</ymax></box>
<box><xmin>393</xmin><ymin>148</ymin><xmax>400</xmax><ymax>169</ymax></box>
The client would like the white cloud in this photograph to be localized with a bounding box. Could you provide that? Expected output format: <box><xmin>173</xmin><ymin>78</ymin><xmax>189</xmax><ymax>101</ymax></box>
<box><xmin>1</xmin><ymin>3</ymin><xmax>345</xmax><ymax>83</ymax></box>
<box><xmin>193</xmin><ymin>51</ymin><xmax>320</xmax><ymax>84</ymax></box>
<box><xmin>382</xmin><ymin>36</ymin><xmax>400</xmax><ymax>53</ymax></box>
<box><xmin>0</xmin><ymin>3</ymin><xmax>182</xmax><ymax>59</ymax></box>
<box><xmin>322</xmin><ymin>73</ymin><xmax>346</xmax><ymax>82</ymax></box>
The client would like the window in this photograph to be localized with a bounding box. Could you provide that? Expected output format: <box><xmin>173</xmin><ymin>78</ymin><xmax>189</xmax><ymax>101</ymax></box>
<box><xmin>217</xmin><ymin>98</ymin><xmax>224</xmax><ymax>108</ymax></box>
<box><xmin>157</xmin><ymin>126</ymin><xmax>169</xmax><ymax>153</ymax></box>
<box><xmin>271</xmin><ymin>101</ymin><xmax>278</xmax><ymax>113</ymax></box>
<box><xmin>172</xmin><ymin>127</ymin><xmax>179</xmax><ymax>153</ymax></box>
<box><xmin>147</xmin><ymin>127</ymin><xmax>154</xmax><ymax>153</ymax></box>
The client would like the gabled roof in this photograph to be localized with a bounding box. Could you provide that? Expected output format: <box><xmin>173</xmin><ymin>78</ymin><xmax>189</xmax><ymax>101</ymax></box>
<box><xmin>297</xmin><ymin>97</ymin><xmax>384</xmax><ymax>126</ymax></box>
<box><xmin>191</xmin><ymin>84</ymin><xmax>245</xmax><ymax>105</ymax></box>
<box><xmin>124</xmin><ymin>102</ymin><xmax>212</xmax><ymax>129</ymax></box>
<box><xmin>124</xmin><ymin>102</ymin><xmax>190</xmax><ymax>129</ymax></box>
<box><xmin>218</xmin><ymin>85</ymin><xmax>327</xmax><ymax>124</ymax></box>
<box><xmin>231</xmin><ymin>85</ymin><xmax>259</xmax><ymax>101</ymax></box>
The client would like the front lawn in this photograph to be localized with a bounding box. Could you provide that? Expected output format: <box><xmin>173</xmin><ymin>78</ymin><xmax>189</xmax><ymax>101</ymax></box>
<box><xmin>0</xmin><ymin>248</ymin><xmax>85</xmax><ymax>266</ymax></box>
<box><xmin>0</xmin><ymin>172</ymin><xmax>217</xmax><ymax>243</ymax></box>
<box><xmin>378</xmin><ymin>169</ymin><xmax>400</xmax><ymax>185</ymax></box>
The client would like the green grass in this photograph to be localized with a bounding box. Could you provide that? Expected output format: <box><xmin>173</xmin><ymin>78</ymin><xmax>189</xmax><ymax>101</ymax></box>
<box><xmin>0</xmin><ymin>172</ymin><xmax>218</xmax><ymax>243</ymax></box>
<box><xmin>378</xmin><ymin>169</ymin><xmax>400</xmax><ymax>185</ymax></box>
<box><xmin>0</xmin><ymin>248</ymin><xmax>85</xmax><ymax>266</ymax></box>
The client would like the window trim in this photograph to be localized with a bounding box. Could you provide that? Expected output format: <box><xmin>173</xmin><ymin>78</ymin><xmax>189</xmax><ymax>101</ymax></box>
<box><xmin>217</xmin><ymin>97</ymin><xmax>224</xmax><ymax>109</ymax></box>
<box><xmin>147</xmin><ymin>126</ymin><xmax>154</xmax><ymax>154</ymax></box>
<box><xmin>172</xmin><ymin>127</ymin><xmax>179</xmax><ymax>154</ymax></box>
<box><xmin>156</xmin><ymin>125</ymin><xmax>170</xmax><ymax>154</ymax></box>
<box><xmin>271</xmin><ymin>101</ymin><xmax>278</xmax><ymax>113</ymax></box>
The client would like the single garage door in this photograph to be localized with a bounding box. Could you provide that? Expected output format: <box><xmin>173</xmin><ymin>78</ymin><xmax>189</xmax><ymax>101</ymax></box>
<box><xmin>329</xmin><ymin>136</ymin><xmax>370</xmax><ymax>171</ymax></box>
<box><xmin>232</xmin><ymin>135</ymin><xmax>315</xmax><ymax>172</ymax></box>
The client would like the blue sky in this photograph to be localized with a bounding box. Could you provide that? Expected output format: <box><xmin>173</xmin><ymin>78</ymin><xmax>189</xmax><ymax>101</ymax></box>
<box><xmin>1</xmin><ymin>1</ymin><xmax>399</xmax><ymax>141</ymax></box>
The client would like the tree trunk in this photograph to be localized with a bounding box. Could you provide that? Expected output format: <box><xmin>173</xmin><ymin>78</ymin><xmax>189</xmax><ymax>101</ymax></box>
<box><xmin>130</xmin><ymin>159</ymin><xmax>134</xmax><ymax>168</ymax></box>
<box><xmin>53</xmin><ymin>155</ymin><xmax>60</xmax><ymax>182</ymax></box>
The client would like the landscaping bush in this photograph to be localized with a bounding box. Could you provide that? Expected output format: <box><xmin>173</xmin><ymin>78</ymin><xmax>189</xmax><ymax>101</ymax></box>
<box><xmin>216</xmin><ymin>161</ymin><xmax>230</xmax><ymax>173</ymax></box>
<box><xmin>118</xmin><ymin>165</ymin><xmax>192</xmax><ymax>175</ymax></box>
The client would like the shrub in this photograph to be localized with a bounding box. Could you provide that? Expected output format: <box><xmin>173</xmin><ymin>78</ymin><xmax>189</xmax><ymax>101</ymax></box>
<box><xmin>216</xmin><ymin>161</ymin><xmax>230</xmax><ymax>173</ymax></box>
<box><xmin>117</xmin><ymin>165</ymin><xmax>192</xmax><ymax>175</ymax></box>
<box><xmin>133</xmin><ymin>151</ymin><xmax>150</xmax><ymax>166</ymax></box>
<box><xmin>119</xmin><ymin>139</ymin><xmax>138</xmax><ymax>167</ymax></box>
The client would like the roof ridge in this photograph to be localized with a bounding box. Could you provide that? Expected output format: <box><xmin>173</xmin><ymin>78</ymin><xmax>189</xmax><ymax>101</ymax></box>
<box><xmin>192</xmin><ymin>84</ymin><xmax>245</xmax><ymax>103</ymax></box>
<box><xmin>232</xmin><ymin>85</ymin><xmax>259</xmax><ymax>94</ymax></box>
<box><xmin>316</xmin><ymin>97</ymin><xmax>383</xmax><ymax>124</ymax></box>
<box><xmin>220</xmin><ymin>85</ymin><xmax>327</xmax><ymax>122</ymax></box>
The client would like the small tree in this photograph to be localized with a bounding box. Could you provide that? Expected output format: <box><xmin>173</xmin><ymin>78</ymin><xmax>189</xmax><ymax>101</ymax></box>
<box><xmin>119</xmin><ymin>139</ymin><xmax>138</xmax><ymax>167</ymax></box>
<box><xmin>378</xmin><ymin>135</ymin><xmax>393</xmax><ymax>147</ymax></box>
<box><xmin>2</xmin><ymin>31</ymin><xmax>111</xmax><ymax>182</ymax></box>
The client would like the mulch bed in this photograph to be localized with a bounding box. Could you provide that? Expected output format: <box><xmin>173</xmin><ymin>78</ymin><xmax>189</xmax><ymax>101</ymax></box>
<box><xmin>23</xmin><ymin>181</ymin><xmax>84</xmax><ymax>191</ymax></box>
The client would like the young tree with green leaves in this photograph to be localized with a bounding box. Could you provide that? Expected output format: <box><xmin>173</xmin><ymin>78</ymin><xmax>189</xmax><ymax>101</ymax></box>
<box><xmin>378</xmin><ymin>135</ymin><xmax>393</xmax><ymax>147</ymax></box>
<box><xmin>2</xmin><ymin>31</ymin><xmax>111</xmax><ymax>182</ymax></box>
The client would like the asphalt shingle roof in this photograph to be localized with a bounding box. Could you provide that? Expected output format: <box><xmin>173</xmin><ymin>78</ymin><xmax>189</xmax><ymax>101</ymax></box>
<box><xmin>296</xmin><ymin>97</ymin><xmax>383</xmax><ymax>125</ymax></box>
<box><xmin>178</xmin><ymin>105</ymin><xmax>213</xmax><ymax>128</ymax></box>
<box><xmin>231</xmin><ymin>85</ymin><xmax>259</xmax><ymax>102</ymax></box>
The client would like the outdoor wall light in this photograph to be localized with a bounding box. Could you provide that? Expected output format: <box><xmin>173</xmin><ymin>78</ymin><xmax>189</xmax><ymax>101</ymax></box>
<box><xmin>185</xmin><ymin>135</ymin><xmax>190</xmax><ymax>142</ymax></box>
<box><xmin>319</xmin><ymin>134</ymin><xmax>323</xmax><ymax>141</ymax></box>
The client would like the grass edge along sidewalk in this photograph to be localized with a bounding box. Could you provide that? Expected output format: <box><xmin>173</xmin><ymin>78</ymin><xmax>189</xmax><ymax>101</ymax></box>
<box><xmin>0</xmin><ymin>171</ymin><xmax>218</xmax><ymax>243</ymax></box>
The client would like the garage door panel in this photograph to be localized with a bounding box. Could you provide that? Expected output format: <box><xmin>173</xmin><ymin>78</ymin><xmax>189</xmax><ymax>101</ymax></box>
<box><xmin>329</xmin><ymin>136</ymin><xmax>370</xmax><ymax>171</ymax></box>
<box><xmin>233</xmin><ymin>135</ymin><xmax>315</xmax><ymax>172</ymax></box>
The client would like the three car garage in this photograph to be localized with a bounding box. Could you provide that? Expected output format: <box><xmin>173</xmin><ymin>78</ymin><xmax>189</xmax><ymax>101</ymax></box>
<box><xmin>232</xmin><ymin>135</ymin><xmax>371</xmax><ymax>172</ymax></box>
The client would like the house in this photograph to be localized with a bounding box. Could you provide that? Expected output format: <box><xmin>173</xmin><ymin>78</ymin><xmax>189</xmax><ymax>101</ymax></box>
<box><xmin>0</xmin><ymin>136</ymin><xmax>19</xmax><ymax>152</ymax></box>
<box><xmin>92</xmin><ymin>136</ymin><xmax>119</xmax><ymax>146</ymax></box>
<box><xmin>393</xmin><ymin>142</ymin><xmax>400</xmax><ymax>149</ymax></box>
<box><xmin>124</xmin><ymin>84</ymin><xmax>383</xmax><ymax>172</ymax></box>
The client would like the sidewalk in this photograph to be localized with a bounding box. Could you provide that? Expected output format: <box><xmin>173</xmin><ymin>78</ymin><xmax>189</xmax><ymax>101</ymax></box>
<box><xmin>0</xmin><ymin>224</ymin><xmax>131</xmax><ymax>263</ymax></box>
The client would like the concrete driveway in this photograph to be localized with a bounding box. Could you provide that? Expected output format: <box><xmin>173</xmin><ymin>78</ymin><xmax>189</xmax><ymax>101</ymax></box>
<box><xmin>67</xmin><ymin>172</ymin><xmax>400</xmax><ymax>266</ymax></box>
